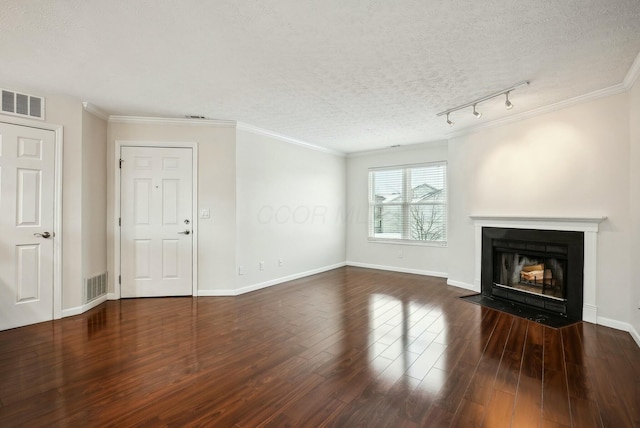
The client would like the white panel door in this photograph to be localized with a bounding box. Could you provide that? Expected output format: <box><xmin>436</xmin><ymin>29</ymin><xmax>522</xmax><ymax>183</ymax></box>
<box><xmin>0</xmin><ymin>122</ymin><xmax>55</xmax><ymax>330</ymax></box>
<box><xmin>120</xmin><ymin>147</ymin><xmax>193</xmax><ymax>297</ymax></box>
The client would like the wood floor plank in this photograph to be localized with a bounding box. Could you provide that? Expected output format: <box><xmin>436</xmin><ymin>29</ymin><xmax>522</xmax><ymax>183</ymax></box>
<box><xmin>561</xmin><ymin>325</ymin><xmax>603</xmax><ymax>428</ymax></box>
<box><xmin>602</xmin><ymin>351</ymin><xmax>640</xmax><ymax>426</ymax></box>
<box><xmin>422</xmin><ymin>403</ymin><xmax>455</xmax><ymax>428</ymax></box>
<box><xmin>482</xmin><ymin>389</ymin><xmax>515</xmax><ymax>428</ymax></box>
<box><xmin>450</xmin><ymin>398</ymin><xmax>485</xmax><ymax>427</ymax></box>
<box><xmin>542</xmin><ymin>327</ymin><xmax>572</xmax><ymax>426</ymax></box>
<box><xmin>462</xmin><ymin>313</ymin><xmax>513</xmax><ymax>407</ymax></box>
<box><xmin>512</xmin><ymin>322</ymin><xmax>544</xmax><ymax>428</ymax></box>
<box><xmin>0</xmin><ymin>266</ymin><xmax>638</xmax><ymax>427</ymax></box>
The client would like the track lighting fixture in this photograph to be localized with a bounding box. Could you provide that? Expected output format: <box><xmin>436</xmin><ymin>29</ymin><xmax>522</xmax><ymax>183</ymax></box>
<box><xmin>505</xmin><ymin>91</ymin><xmax>513</xmax><ymax>110</ymax></box>
<box><xmin>436</xmin><ymin>81</ymin><xmax>529</xmax><ymax>126</ymax></box>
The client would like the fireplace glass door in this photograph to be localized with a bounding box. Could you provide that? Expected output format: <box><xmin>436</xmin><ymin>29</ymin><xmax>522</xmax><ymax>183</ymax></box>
<box><xmin>493</xmin><ymin>249</ymin><xmax>567</xmax><ymax>301</ymax></box>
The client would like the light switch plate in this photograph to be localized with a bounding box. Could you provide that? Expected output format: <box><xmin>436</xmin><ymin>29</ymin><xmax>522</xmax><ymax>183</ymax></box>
<box><xmin>199</xmin><ymin>208</ymin><xmax>210</xmax><ymax>219</ymax></box>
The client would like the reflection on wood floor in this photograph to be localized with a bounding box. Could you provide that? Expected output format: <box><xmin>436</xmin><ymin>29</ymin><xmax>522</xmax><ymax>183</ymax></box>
<box><xmin>0</xmin><ymin>266</ymin><xmax>638</xmax><ymax>427</ymax></box>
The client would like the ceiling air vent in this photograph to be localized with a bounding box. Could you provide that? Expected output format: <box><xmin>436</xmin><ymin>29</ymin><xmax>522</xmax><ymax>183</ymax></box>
<box><xmin>1</xmin><ymin>89</ymin><xmax>45</xmax><ymax>120</ymax></box>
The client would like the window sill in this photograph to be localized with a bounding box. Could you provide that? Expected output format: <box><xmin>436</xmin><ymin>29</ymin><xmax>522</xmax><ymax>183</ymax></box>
<box><xmin>367</xmin><ymin>238</ymin><xmax>447</xmax><ymax>248</ymax></box>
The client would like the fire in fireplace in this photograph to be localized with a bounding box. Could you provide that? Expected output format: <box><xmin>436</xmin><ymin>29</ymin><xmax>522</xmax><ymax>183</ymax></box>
<box><xmin>495</xmin><ymin>247</ymin><xmax>566</xmax><ymax>300</ymax></box>
<box><xmin>481</xmin><ymin>227</ymin><xmax>584</xmax><ymax>321</ymax></box>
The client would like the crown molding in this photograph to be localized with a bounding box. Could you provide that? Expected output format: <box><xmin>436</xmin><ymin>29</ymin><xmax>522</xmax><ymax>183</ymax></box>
<box><xmin>106</xmin><ymin>115</ymin><xmax>343</xmax><ymax>155</ymax></box>
<box><xmin>109</xmin><ymin>115</ymin><xmax>236</xmax><ymax>127</ymax></box>
<box><xmin>82</xmin><ymin>102</ymin><xmax>109</xmax><ymax>120</ymax></box>
<box><xmin>623</xmin><ymin>51</ymin><xmax>640</xmax><ymax>89</ymax></box>
<box><xmin>346</xmin><ymin>140</ymin><xmax>448</xmax><ymax>158</ymax></box>
<box><xmin>445</xmin><ymin>51</ymin><xmax>640</xmax><ymax>141</ymax></box>
<box><xmin>236</xmin><ymin>122</ymin><xmax>345</xmax><ymax>156</ymax></box>
<box><xmin>446</xmin><ymin>82</ymin><xmax>628</xmax><ymax>140</ymax></box>
<box><xmin>95</xmin><ymin>51</ymin><xmax>640</xmax><ymax>154</ymax></box>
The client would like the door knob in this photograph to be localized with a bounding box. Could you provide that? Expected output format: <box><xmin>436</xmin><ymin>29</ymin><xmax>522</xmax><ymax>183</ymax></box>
<box><xmin>178</xmin><ymin>230</ymin><xmax>191</xmax><ymax>235</ymax></box>
<box><xmin>34</xmin><ymin>231</ymin><xmax>52</xmax><ymax>239</ymax></box>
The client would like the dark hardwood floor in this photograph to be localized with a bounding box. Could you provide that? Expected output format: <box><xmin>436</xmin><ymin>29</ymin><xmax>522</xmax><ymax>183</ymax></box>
<box><xmin>1</xmin><ymin>266</ymin><xmax>639</xmax><ymax>427</ymax></box>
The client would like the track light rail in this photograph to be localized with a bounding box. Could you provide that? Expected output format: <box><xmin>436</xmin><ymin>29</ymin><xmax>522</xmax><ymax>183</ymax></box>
<box><xmin>436</xmin><ymin>80</ymin><xmax>530</xmax><ymax>118</ymax></box>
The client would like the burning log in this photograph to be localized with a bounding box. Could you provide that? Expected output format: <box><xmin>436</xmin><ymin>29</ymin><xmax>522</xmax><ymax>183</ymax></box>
<box><xmin>520</xmin><ymin>264</ymin><xmax>552</xmax><ymax>282</ymax></box>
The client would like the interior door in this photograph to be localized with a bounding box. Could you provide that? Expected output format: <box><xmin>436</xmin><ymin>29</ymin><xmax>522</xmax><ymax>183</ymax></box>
<box><xmin>120</xmin><ymin>146</ymin><xmax>193</xmax><ymax>297</ymax></box>
<box><xmin>0</xmin><ymin>122</ymin><xmax>55</xmax><ymax>330</ymax></box>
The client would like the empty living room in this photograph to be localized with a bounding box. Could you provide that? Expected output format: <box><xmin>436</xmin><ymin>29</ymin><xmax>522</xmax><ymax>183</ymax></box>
<box><xmin>1</xmin><ymin>1</ymin><xmax>639</xmax><ymax>427</ymax></box>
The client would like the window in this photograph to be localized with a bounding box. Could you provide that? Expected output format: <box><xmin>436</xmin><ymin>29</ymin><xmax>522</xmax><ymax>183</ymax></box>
<box><xmin>368</xmin><ymin>162</ymin><xmax>447</xmax><ymax>245</ymax></box>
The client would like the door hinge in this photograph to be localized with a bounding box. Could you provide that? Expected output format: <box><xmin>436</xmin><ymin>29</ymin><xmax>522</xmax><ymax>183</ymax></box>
<box><xmin>119</xmin><ymin>159</ymin><xmax>123</xmax><ymax>168</ymax></box>
<box><xmin>118</xmin><ymin>275</ymin><xmax>121</xmax><ymax>285</ymax></box>
<box><xmin>118</xmin><ymin>217</ymin><xmax>121</xmax><ymax>227</ymax></box>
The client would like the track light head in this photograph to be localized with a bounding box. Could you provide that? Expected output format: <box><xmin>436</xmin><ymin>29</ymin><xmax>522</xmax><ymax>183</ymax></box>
<box><xmin>472</xmin><ymin>104</ymin><xmax>482</xmax><ymax>118</ymax></box>
<box><xmin>446</xmin><ymin>113</ymin><xmax>454</xmax><ymax>126</ymax></box>
<box><xmin>505</xmin><ymin>91</ymin><xmax>513</xmax><ymax>110</ymax></box>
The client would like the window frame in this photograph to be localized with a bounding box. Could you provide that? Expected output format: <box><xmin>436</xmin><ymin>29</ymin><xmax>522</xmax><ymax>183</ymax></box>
<box><xmin>368</xmin><ymin>161</ymin><xmax>447</xmax><ymax>247</ymax></box>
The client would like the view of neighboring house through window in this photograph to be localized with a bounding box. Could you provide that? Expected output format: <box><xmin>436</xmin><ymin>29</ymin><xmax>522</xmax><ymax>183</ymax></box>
<box><xmin>368</xmin><ymin>162</ymin><xmax>447</xmax><ymax>244</ymax></box>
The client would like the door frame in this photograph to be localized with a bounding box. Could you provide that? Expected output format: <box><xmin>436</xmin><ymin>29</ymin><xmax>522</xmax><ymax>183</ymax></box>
<box><xmin>114</xmin><ymin>140</ymin><xmax>199</xmax><ymax>298</ymax></box>
<box><xmin>0</xmin><ymin>116</ymin><xmax>63</xmax><ymax>320</ymax></box>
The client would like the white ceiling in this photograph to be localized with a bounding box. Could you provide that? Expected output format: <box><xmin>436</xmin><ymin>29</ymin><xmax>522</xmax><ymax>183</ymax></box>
<box><xmin>1</xmin><ymin>1</ymin><xmax>640</xmax><ymax>153</ymax></box>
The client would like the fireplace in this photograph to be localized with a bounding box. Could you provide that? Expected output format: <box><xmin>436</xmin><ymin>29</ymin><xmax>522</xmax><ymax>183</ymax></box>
<box><xmin>470</xmin><ymin>216</ymin><xmax>605</xmax><ymax>324</ymax></box>
<box><xmin>481</xmin><ymin>227</ymin><xmax>584</xmax><ymax>321</ymax></box>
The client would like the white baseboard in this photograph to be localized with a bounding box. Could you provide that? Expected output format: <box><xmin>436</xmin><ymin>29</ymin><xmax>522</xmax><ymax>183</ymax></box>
<box><xmin>346</xmin><ymin>261</ymin><xmax>447</xmax><ymax>278</ymax></box>
<box><xmin>198</xmin><ymin>262</ymin><xmax>347</xmax><ymax>297</ymax></box>
<box><xmin>597</xmin><ymin>315</ymin><xmax>632</xmax><ymax>332</ymax></box>
<box><xmin>629</xmin><ymin>324</ymin><xmax>640</xmax><ymax>348</ymax></box>
<box><xmin>596</xmin><ymin>317</ymin><xmax>640</xmax><ymax>348</ymax></box>
<box><xmin>446</xmin><ymin>279</ymin><xmax>478</xmax><ymax>292</ymax></box>
<box><xmin>61</xmin><ymin>295</ymin><xmax>108</xmax><ymax>317</ymax></box>
<box><xmin>197</xmin><ymin>288</ymin><xmax>236</xmax><ymax>297</ymax></box>
<box><xmin>583</xmin><ymin>304</ymin><xmax>598</xmax><ymax>324</ymax></box>
<box><xmin>107</xmin><ymin>292</ymin><xmax>119</xmax><ymax>300</ymax></box>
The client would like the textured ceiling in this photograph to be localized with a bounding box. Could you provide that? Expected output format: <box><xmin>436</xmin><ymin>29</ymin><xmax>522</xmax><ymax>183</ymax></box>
<box><xmin>1</xmin><ymin>0</ymin><xmax>639</xmax><ymax>153</ymax></box>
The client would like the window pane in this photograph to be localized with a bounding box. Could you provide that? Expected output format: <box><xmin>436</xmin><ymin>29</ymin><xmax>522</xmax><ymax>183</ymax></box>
<box><xmin>409</xmin><ymin>204</ymin><xmax>446</xmax><ymax>241</ymax></box>
<box><xmin>410</xmin><ymin>165</ymin><xmax>446</xmax><ymax>203</ymax></box>
<box><xmin>372</xmin><ymin>205</ymin><xmax>402</xmax><ymax>239</ymax></box>
<box><xmin>371</xmin><ymin>169</ymin><xmax>403</xmax><ymax>204</ymax></box>
<box><xmin>368</xmin><ymin>162</ymin><xmax>447</xmax><ymax>244</ymax></box>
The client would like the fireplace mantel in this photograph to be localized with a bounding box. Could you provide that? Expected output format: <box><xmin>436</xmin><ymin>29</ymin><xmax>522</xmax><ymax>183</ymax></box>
<box><xmin>470</xmin><ymin>216</ymin><xmax>607</xmax><ymax>231</ymax></box>
<box><xmin>470</xmin><ymin>215</ymin><xmax>607</xmax><ymax>323</ymax></box>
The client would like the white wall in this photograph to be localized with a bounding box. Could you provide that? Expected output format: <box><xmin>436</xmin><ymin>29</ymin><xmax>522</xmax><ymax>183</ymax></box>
<box><xmin>448</xmin><ymin>93</ymin><xmax>632</xmax><ymax>323</ymax></box>
<box><xmin>1</xmin><ymin>89</ymin><xmax>110</xmax><ymax>312</ymax></box>
<box><xmin>82</xmin><ymin>109</ymin><xmax>108</xmax><ymax>285</ymax></box>
<box><xmin>629</xmin><ymin>77</ymin><xmax>640</xmax><ymax>338</ymax></box>
<box><xmin>1</xmin><ymin>90</ymin><xmax>83</xmax><ymax>310</ymax></box>
<box><xmin>107</xmin><ymin>122</ymin><xmax>237</xmax><ymax>294</ymax></box>
<box><xmin>44</xmin><ymin>95</ymin><xmax>85</xmax><ymax>310</ymax></box>
<box><xmin>235</xmin><ymin>130</ymin><xmax>346</xmax><ymax>291</ymax></box>
<box><xmin>346</xmin><ymin>142</ymin><xmax>449</xmax><ymax>276</ymax></box>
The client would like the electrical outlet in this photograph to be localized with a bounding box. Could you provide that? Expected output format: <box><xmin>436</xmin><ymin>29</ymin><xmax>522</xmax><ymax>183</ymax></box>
<box><xmin>238</xmin><ymin>266</ymin><xmax>244</xmax><ymax>275</ymax></box>
<box><xmin>278</xmin><ymin>258</ymin><xmax>284</xmax><ymax>267</ymax></box>
<box><xmin>259</xmin><ymin>261</ymin><xmax>265</xmax><ymax>271</ymax></box>
<box><xmin>398</xmin><ymin>251</ymin><xmax>404</xmax><ymax>259</ymax></box>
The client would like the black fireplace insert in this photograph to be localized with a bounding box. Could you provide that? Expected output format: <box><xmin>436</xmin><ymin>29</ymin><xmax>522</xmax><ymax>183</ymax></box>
<box><xmin>481</xmin><ymin>227</ymin><xmax>584</xmax><ymax>321</ymax></box>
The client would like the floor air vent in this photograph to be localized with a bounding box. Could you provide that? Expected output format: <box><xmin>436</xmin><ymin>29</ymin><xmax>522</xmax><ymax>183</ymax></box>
<box><xmin>1</xmin><ymin>89</ymin><xmax>45</xmax><ymax>120</ymax></box>
<box><xmin>85</xmin><ymin>272</ymin><xmax>108</xmax><ymax>303</ymax></box>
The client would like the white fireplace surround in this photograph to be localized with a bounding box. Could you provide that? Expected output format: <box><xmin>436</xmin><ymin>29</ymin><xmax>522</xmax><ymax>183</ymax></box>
<box><xmin>470</xmin><ymin>216</ymin><xmax>607</xmax><ymax>324</ymax></box>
